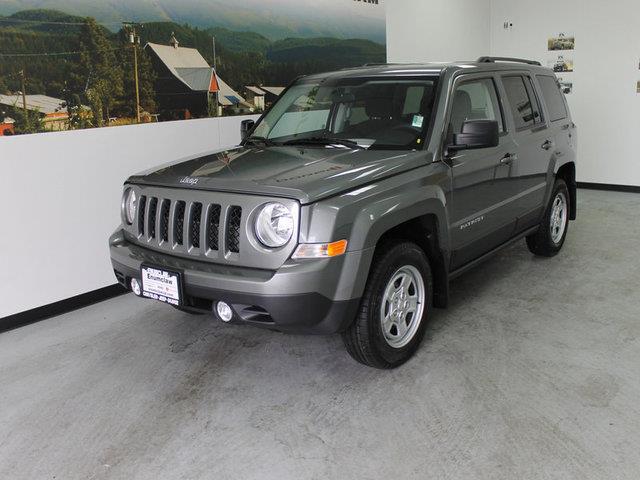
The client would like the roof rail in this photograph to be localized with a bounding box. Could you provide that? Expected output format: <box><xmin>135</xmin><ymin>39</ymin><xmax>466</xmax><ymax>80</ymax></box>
<box><xmin>477</xmin><ymin>56</ymin><xmax>542</xmax><ymax>66</ymax></box>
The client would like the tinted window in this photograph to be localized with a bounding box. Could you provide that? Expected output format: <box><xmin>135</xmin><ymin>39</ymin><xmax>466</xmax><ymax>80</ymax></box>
<box><xmin>449</xmin><ymin>78</ymin><xmax>504</xmax><ymax>135</ymax></box>
<box><xmin>537</xmin><ymin>75</ymin><xmax>568</xmax><ymax>122</ymax></box>
<box><xmin>251</xmin><ymin>78</ymin><xmax>437</xmax><ymax>150</ymax></box>
<box><xmin>502</xmin><ymin>76</ymin><xmax>540</xmax><ymax>130</ymax></box>
<box><xmin>525</xmin><ymin>77</ymin><xmax>544</xmax><ymax>124</ymax></box>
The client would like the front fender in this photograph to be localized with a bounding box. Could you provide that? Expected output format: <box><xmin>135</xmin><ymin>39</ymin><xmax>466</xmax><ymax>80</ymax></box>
<box><xmin>299</xmin><ymin>163</ymin><xmax>450</xmax><ymax>250</ymax></box>
<box><xmin>297</xmin><ymin>162</ymin><xmax>451</xmax><ymax>302</ymax></box>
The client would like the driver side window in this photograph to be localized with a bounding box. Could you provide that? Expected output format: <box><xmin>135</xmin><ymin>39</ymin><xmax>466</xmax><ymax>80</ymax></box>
<box><xmin>449</xmin><ymin>78</ymin><xmax>505</xmax><ymax>136</ymax></box>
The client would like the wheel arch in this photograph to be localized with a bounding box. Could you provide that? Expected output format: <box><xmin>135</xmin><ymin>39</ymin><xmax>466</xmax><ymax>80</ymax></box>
<box><xmin>374</xmin><ymin>214</ymin><xmax>450</xmax><ymax>308</ymax></box>
<box><xmin>555</xmin><ymin>161</ymin><xmax>577</xmax><ymax>220</ymax></box>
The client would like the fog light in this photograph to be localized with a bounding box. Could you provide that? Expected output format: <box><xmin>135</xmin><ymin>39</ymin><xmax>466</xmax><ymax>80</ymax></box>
<box><xmin>130</xmin><ymin>278</ymin><xmax>141</xmax><ymax>296</ymax></box>
<box><xmin>216</xmin><ymin>301</ymin><xmax>233</xmax><ymax>322</ymax></box>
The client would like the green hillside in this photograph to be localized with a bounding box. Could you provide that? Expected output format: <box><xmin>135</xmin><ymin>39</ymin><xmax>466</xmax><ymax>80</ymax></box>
<box><xmin>268</xmin><ymin>37</ymin><xmax>385</xmax><ymax>66</ymax></box>
<box><xmin>0</xmin><ymin>9</ymin><xmax>108</xmax><ymax>35</ymax></box>
<box><xmin>207</xmin><ymin>27</ymin><xmax>271</xmax><ymax>54</ymax></box>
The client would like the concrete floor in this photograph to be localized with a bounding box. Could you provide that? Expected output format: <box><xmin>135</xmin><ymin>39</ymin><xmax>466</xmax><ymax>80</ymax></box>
<box><xmin>1</xmin><ymin>189</ymin><xmax>639</xmax><ymax>480</ymax></box>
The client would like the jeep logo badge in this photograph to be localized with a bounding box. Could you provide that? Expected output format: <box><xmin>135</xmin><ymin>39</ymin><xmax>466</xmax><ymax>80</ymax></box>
<box><xmin>179</xmin><ymin>176</ymin><xmax>199</xmax><ymax>185</ymax></box>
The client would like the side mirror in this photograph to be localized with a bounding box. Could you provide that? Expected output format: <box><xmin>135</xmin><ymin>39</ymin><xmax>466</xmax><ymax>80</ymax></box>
<box><xmin>240</xmin><ymin>119</ymin><xmax>255</xmax><ymax>140</ymax></box>
<box><xmin>449</xmin><ymin>120</ymin><xmax>499</xmax><ymax>152</ymax></box>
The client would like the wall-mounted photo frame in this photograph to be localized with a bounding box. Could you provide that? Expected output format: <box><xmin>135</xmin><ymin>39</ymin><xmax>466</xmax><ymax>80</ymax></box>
<box><xmin>557</xmin><ymin>77</ymin><xmax>573</xmax><ymax>95</ymax></box>
<box><xmin>548</xmin><ymin>55</ymin><xmax>574</xmax><ymax>73</ymax></box>
<box><xmin>548</xmin><ymin>33</ymin><xmax>575</xmax><ymax>51</ymax></box>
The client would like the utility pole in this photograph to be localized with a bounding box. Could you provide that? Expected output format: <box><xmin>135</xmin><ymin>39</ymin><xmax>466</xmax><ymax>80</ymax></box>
<box><xmin>124</xmin><ymin>22</ymin><xmax>142</xmax><ymax>123</ymax></box>
<box><xmin>212</xmin><ymin>35</ymin><xmax>217</xmax><ymax>70</ymax></box>
<box><xmin>19</xmin><ymin>69</ymin><xmax>27</xmax><ymax>117</ymax></box>
<box><xmin>211</xmin><ymin>35</ymin><xmax>219</xmax><ymax>117</ymax></box>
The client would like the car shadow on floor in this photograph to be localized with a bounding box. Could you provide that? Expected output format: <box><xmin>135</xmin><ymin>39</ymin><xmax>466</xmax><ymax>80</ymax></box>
<box><xmin>144</xmin><ymin>240</ymin><xmax>540</xmax><ymax>380</ymax></box>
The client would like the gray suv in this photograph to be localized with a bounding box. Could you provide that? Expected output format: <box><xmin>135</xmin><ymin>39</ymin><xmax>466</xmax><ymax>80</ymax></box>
<box><xmin>110</xmin><ymin>57</ymin><xmax>577</xmax><ymax>368</ymax></box>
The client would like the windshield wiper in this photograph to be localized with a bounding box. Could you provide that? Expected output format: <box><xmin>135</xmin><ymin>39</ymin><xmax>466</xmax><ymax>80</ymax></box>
<box><xmin>281</xmin><ymin>136</ymin><xmax>365</xmax><ymax>150</ymax></box>
<box><xmin>244</xmin><ymin>136</ymin><xmax>278</xmax><ymax>147</ymax></box>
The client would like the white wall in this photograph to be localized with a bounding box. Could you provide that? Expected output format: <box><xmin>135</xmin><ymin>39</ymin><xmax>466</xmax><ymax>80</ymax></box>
<box><xmin>490</xmin><ymin>0</ymin><xmax>640</xmax><ymax>187</ymax></box>
<box><xmin>386</xmin><ymin>0</ymin><xmax>491</xmax><ymax>63</ymax></box>
<box><xmin>0</xmin><ymin>116</ymin><xmax>258</xmax><ymax>318</ymax></box>
<box><xmin>387</xmin><ymin>0</ymin><xmax>640</xmax><ymax>187</ymax></box>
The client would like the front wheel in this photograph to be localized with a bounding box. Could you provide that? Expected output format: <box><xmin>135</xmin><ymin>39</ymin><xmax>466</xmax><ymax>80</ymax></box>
<box><xmin>526</xmin><ymin>178</ymin><xmax>570</xmax><ymax>257</ymax></box>
<box><xmin>342</xmin><ymin>242</ymin><xmax>432</xmax><ymax>369</ymax></box>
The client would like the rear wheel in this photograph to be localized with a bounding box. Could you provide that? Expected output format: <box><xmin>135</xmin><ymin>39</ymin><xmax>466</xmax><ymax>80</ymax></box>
<box><xmin>343</xmin><ymin>241</ymin><xmax>432</xmax><ymax>369</ymax></box>
<box><xmin>526</xmin><ymin>178</ymin><xmax>570</xmax><ymax>257</ymax></box>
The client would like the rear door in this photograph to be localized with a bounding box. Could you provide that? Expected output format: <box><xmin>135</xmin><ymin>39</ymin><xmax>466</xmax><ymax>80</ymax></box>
<box><xmin>497</xmin><ymin>74</ymin><xmax>553</xmax><ymax>232</ymax></box>
<box><xmin>445</xmin><ymin>74</ymin><xmax>520</xmax><ymax>270</ymax></box>
<box><xmin>535</xmin><ymin>74</ymin><xmax>577</xmax><ymax>182</ymax></box>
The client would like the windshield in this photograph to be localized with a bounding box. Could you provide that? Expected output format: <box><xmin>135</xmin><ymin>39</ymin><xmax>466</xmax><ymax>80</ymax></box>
<box><xmin>249</xmin><ymin>76</ymin><xmax>438</xmax><ymax>150</ymax></box>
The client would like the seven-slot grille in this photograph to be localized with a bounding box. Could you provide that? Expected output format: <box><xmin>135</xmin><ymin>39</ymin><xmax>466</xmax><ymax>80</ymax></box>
<box><xmin>136</xmin><ymin>195</ymin><xmax>241</xmax><ymax>253</ymax></box>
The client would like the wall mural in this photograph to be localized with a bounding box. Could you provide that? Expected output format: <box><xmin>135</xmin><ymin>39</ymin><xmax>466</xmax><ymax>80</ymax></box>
<box><xmin>0</xmin><ymin>0</ymin><xmax>386</xmax><ymax>135</ymax></box>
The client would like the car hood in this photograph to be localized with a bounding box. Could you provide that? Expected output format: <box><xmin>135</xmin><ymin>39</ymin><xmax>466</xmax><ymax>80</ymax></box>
<box><xmin>127</xmin><ymin>145</ymin><xmax>432</xmax><ymax>204</ymax></box>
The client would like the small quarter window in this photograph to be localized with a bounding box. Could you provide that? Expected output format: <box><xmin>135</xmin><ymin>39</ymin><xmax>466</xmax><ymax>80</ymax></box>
<box><xmin>537</xmin><ymin>75</ymin><xmax>568</xmax><ymax>122</ymax></box>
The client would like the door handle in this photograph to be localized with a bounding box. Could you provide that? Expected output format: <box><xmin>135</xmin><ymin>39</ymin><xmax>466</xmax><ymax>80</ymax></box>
<box><xmin>500</xmin><ymin>153</ymin><xmax>517</xmax><ymax>165</ymax></box>
<box><xmin>542</xmin><ymin>140</ymin><xmax>555</xmax><ymax>150</ymax></box>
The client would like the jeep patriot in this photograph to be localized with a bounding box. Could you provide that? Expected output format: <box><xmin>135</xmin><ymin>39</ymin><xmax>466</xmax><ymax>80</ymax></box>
<box><xmin>110</xmin><ymin>57</ymin><xmax>577</xmax><ymax>368</ymax></box>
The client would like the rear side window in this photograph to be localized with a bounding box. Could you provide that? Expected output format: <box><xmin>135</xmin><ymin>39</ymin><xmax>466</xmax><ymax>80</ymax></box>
<box><xmin>537</xmin><ymin>75</ymin><xmax>568</xmax><ymax>122</ymax></box>
<box><xmin>502</xmin><ymin>76</ymin><xmax>542</xmax><ymax>130</ymax></box>
<box><xmin>524</xmin><ymin>77</ymin><xmax>544</xmax><ymax>124</ymax></box>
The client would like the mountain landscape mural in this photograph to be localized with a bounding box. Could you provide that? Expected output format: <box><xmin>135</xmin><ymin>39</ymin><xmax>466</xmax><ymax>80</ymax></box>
<box><xmin>0</xmin><ymin>0</ymin><xmax>386</xmax><ymax>133</ymax></box>
<box><xmin>0</xmin><ymin>0</ymin><xmax>386</xmax><ymax>42</ymax></box>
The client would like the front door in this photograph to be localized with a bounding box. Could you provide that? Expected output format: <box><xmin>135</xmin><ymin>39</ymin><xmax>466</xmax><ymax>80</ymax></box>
<box><xmin>445</xmin><ymin>75</ymin><xmax>520</xmax><ymax>270</ymax></box>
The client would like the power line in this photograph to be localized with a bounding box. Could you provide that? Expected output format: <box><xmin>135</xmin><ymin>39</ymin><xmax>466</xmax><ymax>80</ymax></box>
<box><xmin>0</xmin><ymin>17</ymin><xmax>125</xmax><ymax>27</ymax></box>
<box><xmin>0</xmin><ymin>47</ymin><xmax>123</xmax><ymax>57</ymax></box>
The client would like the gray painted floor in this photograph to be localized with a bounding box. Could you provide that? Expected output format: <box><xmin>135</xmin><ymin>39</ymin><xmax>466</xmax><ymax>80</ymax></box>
<box><xmin>1</xmin><ymin>189</ymin><xmax>639</xmax><ymax>480</ymax></box>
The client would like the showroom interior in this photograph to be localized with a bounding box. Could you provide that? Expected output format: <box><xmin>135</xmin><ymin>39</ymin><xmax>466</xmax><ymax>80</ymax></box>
<box><xmin>1</xmin><ymin>0</ymin><xmax>639</xmax><ymax>478</ymax></box>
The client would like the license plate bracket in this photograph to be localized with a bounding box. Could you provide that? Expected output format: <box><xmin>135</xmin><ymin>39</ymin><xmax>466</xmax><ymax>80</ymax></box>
<box><xmin>140</xmin><ymin>265</ymin><xmax>183</xmax><ymax>306</ymax></box>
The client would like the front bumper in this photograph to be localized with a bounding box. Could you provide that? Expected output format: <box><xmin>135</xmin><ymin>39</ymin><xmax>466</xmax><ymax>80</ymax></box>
<box><xmin>109</xmin><ymin>230</ymin><xmax>372</xmax><ymax>334</ymax></box>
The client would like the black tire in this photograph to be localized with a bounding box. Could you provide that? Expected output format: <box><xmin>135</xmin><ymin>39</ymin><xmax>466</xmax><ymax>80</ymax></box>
<box><xmin>526</xmin><ymin>178</ymin><xmax>570</xmax><ymax>257</ymax></box>
<box><xmin>342</xmin><ymin>241</ymin><xmax>432</xmax><ymax>369</ymax></box>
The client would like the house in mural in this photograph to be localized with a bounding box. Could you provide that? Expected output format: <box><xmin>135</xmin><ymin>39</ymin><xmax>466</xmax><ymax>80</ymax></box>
<box><xmin>244</xmin><ymin>86</ymin><xmax>285</xmax><ymax>110</ymax></box>
<box><xmin>146</xmin><ymin>34</ymin><xmax>250</xmax><ymax>118</ymax></box>
<box><xmin>216</xmin><ymin>77</ymin><xmax>253</xmax><ymax>115</ymax></box>
<box><xmin>0</xmin><ymin>94</ymin><xmax>71</xmax><ymax>131</ymax></box>
<box><xmin>244</xmin><ymin>86</ymin><xmax>266</xmax><ymax>110</ymax></box>
<box><xmin>0</xmin><ymin>116</ymin><xmax>15</xmax><ymax>136</ymax></box>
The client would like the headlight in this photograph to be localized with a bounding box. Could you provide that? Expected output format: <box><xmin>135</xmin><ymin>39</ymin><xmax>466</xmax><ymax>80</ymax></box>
<box><xmin>254</xmin><ymin>202</ymin><xmax>294</xmax><ymax>248</ymax></box>
<box><xmin>123</xmin><ymin>188</ymin><xmax>137</xmax><ymax>225</ymax></box>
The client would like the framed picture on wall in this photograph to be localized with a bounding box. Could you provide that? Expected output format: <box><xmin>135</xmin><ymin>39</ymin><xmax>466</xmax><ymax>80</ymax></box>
<box><xmin>547</xmin><ymin>55</ymin><xmax>574</xmax><ymax>73</ymax></box>
<box><xmin>548</xmin><ymin>33</ymin><xmax>575</xmax><ymax>51</ymax></box>
<box><xmin>557</xmin><ymin>77</ymin><xmax>573</xmax><ymax>95</ymax></box>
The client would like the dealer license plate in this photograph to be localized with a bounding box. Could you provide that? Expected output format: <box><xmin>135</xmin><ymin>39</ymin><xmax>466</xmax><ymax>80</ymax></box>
<box><xmin>141</xmin><ymin>266</ymin><xmax>182</xmax><ymax>306</ymax></box>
